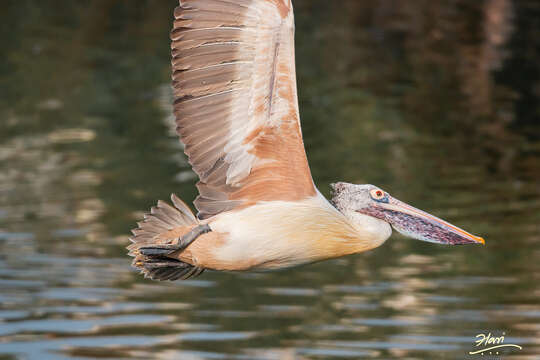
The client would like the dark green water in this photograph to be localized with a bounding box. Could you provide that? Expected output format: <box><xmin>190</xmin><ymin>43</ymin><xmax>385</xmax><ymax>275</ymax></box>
<box><xmin>1</xmin><ymin>1</ymin><xmax>539</xmax><ymax>359</ymax></box>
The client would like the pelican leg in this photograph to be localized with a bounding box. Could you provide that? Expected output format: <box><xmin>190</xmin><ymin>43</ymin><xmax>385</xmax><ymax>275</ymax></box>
<box><xmin>139</xmin><ymin>224</ymin><xmax>211</xmax><ymax>256</ymax></box>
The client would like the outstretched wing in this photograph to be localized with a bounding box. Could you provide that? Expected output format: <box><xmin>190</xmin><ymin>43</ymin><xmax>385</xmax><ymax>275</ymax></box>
<box><xmin>172</xmin><ymin>0</ymin><xmax>315</xmax><ymax>219</ymax></box>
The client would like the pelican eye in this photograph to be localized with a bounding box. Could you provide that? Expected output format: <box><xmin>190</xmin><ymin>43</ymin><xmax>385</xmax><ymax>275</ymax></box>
<box><xmin>369</xmin><ymin>189</ymin><xmax>388</xmax><ymax>202</ymax></box>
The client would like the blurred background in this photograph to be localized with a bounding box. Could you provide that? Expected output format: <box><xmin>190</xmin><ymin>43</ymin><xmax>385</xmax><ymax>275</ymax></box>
<box><xmin>1</xmin><ymin>0</ymin><xmax>539</xmax><ymax>359</ymax></box>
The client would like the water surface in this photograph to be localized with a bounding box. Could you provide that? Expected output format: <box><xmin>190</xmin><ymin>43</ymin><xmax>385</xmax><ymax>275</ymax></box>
<box><xmin>1</xmin><ymin>1</ymin><xmax>539</xmax><ymax>359</ymax></box>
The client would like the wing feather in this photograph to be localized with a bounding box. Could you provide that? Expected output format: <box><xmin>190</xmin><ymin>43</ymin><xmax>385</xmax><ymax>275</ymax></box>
<box><xmin>172</xmin><ymin>0</ymin><xmax>316</xmax><ymax>219</ymax></box>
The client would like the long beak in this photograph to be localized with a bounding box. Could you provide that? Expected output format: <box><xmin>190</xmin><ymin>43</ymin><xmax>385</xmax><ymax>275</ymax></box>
<box><xmin>374</xmin><ymin>197</ymin><xmax>485</xmax><ymax>245</ymax></box>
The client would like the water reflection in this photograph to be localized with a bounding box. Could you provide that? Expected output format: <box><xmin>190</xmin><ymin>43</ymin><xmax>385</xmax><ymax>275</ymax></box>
<box><xmin>1</xmin><ymin>0</ymin><xmax>539</xmax><ymax>359</ymax></box>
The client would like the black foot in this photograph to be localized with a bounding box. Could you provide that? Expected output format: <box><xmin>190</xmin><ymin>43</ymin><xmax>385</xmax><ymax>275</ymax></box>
<box><xmin>144</xmin><ymin>261</ymin><xmax>204</xmax><ymax>281</ymax></box>
<box><xmin>139</xmin><ymin>224</ymin><xmax>211</xmax><ymax>256</ymax></box>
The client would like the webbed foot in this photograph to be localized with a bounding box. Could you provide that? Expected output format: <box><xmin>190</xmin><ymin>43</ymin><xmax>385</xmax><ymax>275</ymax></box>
<box><xmin>139</xmin><ymin>224</ymin><xmax>211</xmax><ymax>256</ymax></box>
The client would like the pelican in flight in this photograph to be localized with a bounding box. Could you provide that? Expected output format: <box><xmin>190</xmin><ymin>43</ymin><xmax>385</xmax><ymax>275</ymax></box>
<box><xmin>128</xmin><ymin>0</ymin><xmax>485</xmax><ymax>281</ymax></box>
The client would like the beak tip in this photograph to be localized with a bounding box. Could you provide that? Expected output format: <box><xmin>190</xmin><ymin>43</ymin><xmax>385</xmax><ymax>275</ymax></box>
<box><xmin>475</xmin><ymin>236</ymin><xmax>486</xmax><ymax>245</ymax></box>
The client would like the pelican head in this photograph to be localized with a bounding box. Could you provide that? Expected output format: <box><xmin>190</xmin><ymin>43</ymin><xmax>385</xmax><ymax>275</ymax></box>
<box><xmin>331</xmin><ymin>182</ymin><xmax>485</xmax><ymax>245</ymax></box>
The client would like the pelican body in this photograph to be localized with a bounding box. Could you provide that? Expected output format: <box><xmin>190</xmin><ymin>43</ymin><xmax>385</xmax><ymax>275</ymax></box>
<box><xmin>128</xmin><ymin>0</ymin><xmax>484</xmax><ymax>281</ymax></box>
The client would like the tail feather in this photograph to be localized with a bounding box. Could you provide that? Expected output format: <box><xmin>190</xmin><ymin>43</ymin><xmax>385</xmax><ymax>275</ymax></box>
<box><xmin>171</xmin><ymin>193</ymin><xmax>197</xmax><ymax>223</ymax></box>
<box><xmin>128</xmin><ymin>194</ymin><xmax>204</xmax><ymax>281</ymax></box>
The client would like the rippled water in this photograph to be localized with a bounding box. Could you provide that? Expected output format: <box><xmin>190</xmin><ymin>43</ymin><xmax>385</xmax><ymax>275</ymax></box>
<box><xmin>1</xmin><ymin>1</ymin><xmax>539</xmax><ymax>359</ymax></box>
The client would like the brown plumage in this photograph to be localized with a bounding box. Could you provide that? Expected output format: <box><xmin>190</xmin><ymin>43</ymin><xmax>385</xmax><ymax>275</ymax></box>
<box><xmin>171</xmin><ymin>0</ymin><xmax>314</xmax><ymax>219</ymax></box>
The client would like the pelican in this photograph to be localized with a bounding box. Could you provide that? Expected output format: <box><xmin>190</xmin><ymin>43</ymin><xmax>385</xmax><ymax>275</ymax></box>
<box><xmin>128</xmin><ymin>0</ymin><xmax>485</xmax><ymax>281</ymax></box>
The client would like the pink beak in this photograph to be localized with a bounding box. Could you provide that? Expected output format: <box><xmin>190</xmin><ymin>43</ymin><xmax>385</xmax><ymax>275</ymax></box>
<box><xmin>361</xmin><ymin>196</ymin><xmax>485</xmax><ymax>245</ymax></box>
